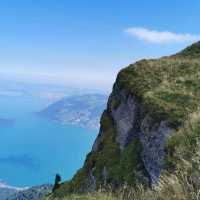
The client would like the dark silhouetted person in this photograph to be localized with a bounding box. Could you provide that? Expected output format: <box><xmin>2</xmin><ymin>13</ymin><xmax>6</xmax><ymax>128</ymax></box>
<box><xmin>52</xmin><ymin>174</ymin><xmax>61</xmax><ymax>192</ymax></box>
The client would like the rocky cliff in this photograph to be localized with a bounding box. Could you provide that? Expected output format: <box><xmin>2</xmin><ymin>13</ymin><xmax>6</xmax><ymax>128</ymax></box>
<box><xmin>52</xmin><ymin>41</ymin><xmax>200</xmax><ymax>197</ymax></box>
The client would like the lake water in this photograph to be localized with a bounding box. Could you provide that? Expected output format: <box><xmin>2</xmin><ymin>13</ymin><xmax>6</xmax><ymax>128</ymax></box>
<box><xmin>0</xmin><ymin>93</ymin><xmax>97</xmax><ymax>187</ymax></box>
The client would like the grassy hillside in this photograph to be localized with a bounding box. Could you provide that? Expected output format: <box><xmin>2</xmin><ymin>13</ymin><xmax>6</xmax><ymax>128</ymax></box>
<box><xmin>117</xmin><ymin>57</ymin><xmax>200</xmax><ymax>128</ymax></box>
<box><xmin>44</xmin><ymin>41</ymin><xmax>200</xmax><ymax>199</ymax></box>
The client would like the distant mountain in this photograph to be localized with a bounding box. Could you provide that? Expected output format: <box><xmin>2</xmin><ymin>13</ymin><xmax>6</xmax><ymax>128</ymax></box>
<box><xmin>0</xmin><ymin>182</ymin><xmax>26</xmax><ymax>200</ymax></box>
<box><xmin>38</xmin><ymin>94</ymin><xmax>107</xmax><ymax>130</ymax></box>
<box><xmin>6</xmin><ymin>184</ymin><xmax>52</xmax><ymax>200</ymax></box>
<box><xmin>0</xmin><ymin>187</ymin><xmax>18</xmax><ymax>200</ymax></box>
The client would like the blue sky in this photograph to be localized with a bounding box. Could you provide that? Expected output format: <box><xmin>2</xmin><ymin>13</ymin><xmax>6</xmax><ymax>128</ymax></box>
<box><xmin>0</xmin><ymin>0</ymin><xmax>200</xmax><ymax>90</ymax></box>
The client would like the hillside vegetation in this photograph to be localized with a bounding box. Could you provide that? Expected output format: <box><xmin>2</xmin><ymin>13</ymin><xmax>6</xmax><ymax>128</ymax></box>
<box><xmin>44</xmin><ymin>42</ymin><xmax>200</xmax><ymax>199</ymax></box>
<box><xmin>117</xmin><ymin>57</ymin><xmax>200</xmax><ymax>128</ymax></box>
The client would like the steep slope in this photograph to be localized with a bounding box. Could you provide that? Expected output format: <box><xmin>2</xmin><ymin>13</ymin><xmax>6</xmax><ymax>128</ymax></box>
<box><xmin>51</xmin><ymin>41</ymin><xmax>200</xmax><ymax>197</ymax></box>
<box><xmin>39</xmin><ymin>94</ymin><xmax>107</xmax><ymax>130</ymax></box>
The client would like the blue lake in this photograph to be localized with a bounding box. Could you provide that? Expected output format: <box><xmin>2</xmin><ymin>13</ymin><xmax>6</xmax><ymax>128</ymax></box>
<box><xmin>0</xmin><ymin>94</ymin><xmax>97</xmax><ymax>187</ymax></box>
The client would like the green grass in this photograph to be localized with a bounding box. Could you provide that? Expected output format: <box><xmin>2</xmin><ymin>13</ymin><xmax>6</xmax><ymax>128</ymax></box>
<box><xmin>175</xmin><ymin>41</ymin><xmax>200</xmax><ymax>58</ymax></box>
<box><xmin>165</xmin><ymin>109</ymin><xmax>200</xmax><ymax>170</ymax></box>
<box><xmin>117</xmin><ymin>58</ymin><xmax>200</xmax><ymax>127</ymax></box>
<box><xmin>44</xmin><ymin>193</ymin><xmax>118</xmax><ymax>200</ymax></box>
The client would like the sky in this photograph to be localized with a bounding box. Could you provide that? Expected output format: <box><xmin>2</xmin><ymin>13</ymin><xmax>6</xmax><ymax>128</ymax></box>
<box><xmin>0</xmin><ymin>0</ymin><xmax>200</xmax><ymax>91</ymax></box>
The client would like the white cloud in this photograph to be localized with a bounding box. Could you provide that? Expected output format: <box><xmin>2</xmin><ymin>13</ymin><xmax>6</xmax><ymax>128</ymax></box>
<box><xmin>124</xmin><ymin>27</ymin><xmax>200</xmax><ymax>44</ymax></box>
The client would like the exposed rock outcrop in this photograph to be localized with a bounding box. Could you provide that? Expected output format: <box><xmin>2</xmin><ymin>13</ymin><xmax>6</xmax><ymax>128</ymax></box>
<box><xmin>92</xmin><ymin>83</ymin><xmax>173</xmax><ymax>186</ymax></box>
<box><xmin>109</xmin><ymin>85</ymin><xmax>140</xmax><ymax>150</ymax></box>
<box><xmin>140</xmin><ymin>116</ymin><xmax>172</xmax><ymax>184</ymax></box>
<box><xmin>70</xmin><ymin>87</ymin><xmax>171</xmax><ymax>193</ymax></box>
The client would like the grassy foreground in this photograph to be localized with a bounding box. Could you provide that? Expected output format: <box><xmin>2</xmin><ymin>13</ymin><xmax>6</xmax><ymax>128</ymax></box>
<box><xmin>44</xmin><ymin>114</ymin><xmax>200</xmax><ymax>200</ymax></box>
<box><xmin>45</xmin><ymin>169</ymin><xmax>200</xmax><ymax>200</ymax></box>
<box><xmin>45</xmin><ymin>163</ymin><xmax>200</xmax><ymax>200</ymax></box>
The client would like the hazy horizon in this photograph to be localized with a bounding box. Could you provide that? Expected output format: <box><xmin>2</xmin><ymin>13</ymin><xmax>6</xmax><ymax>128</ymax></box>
<box><xmin>0</xmin><ymin>1</ymin><xmax>199</xmax><ymax>92</ymax></box>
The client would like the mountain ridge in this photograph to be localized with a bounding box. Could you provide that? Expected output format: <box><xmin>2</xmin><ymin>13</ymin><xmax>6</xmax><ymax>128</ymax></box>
<box><xmin>38</xmin><ymin>94</ymin><xmax>107</xmax><ymax>130</ymax></box>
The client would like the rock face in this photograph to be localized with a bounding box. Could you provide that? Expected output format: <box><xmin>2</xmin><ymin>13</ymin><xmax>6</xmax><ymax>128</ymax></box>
<box><xmin>93</xmin><ymin>84</ymin><xmax>173</xmax><ymax>186</ymax></box>
<box><xmin>60</xmin><ymin>83</ymin><xmax>174</xmax><ymax>194</ymax></box>
<box><xmin>139</xmin><ymin>116</ymin><xmax>172</xmax><ymax>184</ymax></box>
<box><xmin>109</xmin><ymin>85</ymin><xmax>140</xmax><ymax>150</ymax></box>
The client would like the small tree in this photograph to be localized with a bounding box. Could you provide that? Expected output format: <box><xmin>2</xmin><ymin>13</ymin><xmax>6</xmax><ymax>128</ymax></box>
<box><xmin>52</xmin><ymin>174</ymin><xmax>61</xmax><ymax>192</ymax></box>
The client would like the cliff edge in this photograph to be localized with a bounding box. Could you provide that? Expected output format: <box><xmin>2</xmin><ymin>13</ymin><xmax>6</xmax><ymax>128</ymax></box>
<box><xmin>52</xmin><ymin>41</ymin><xmax>200</xmax><ymax>197</ymax></box>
